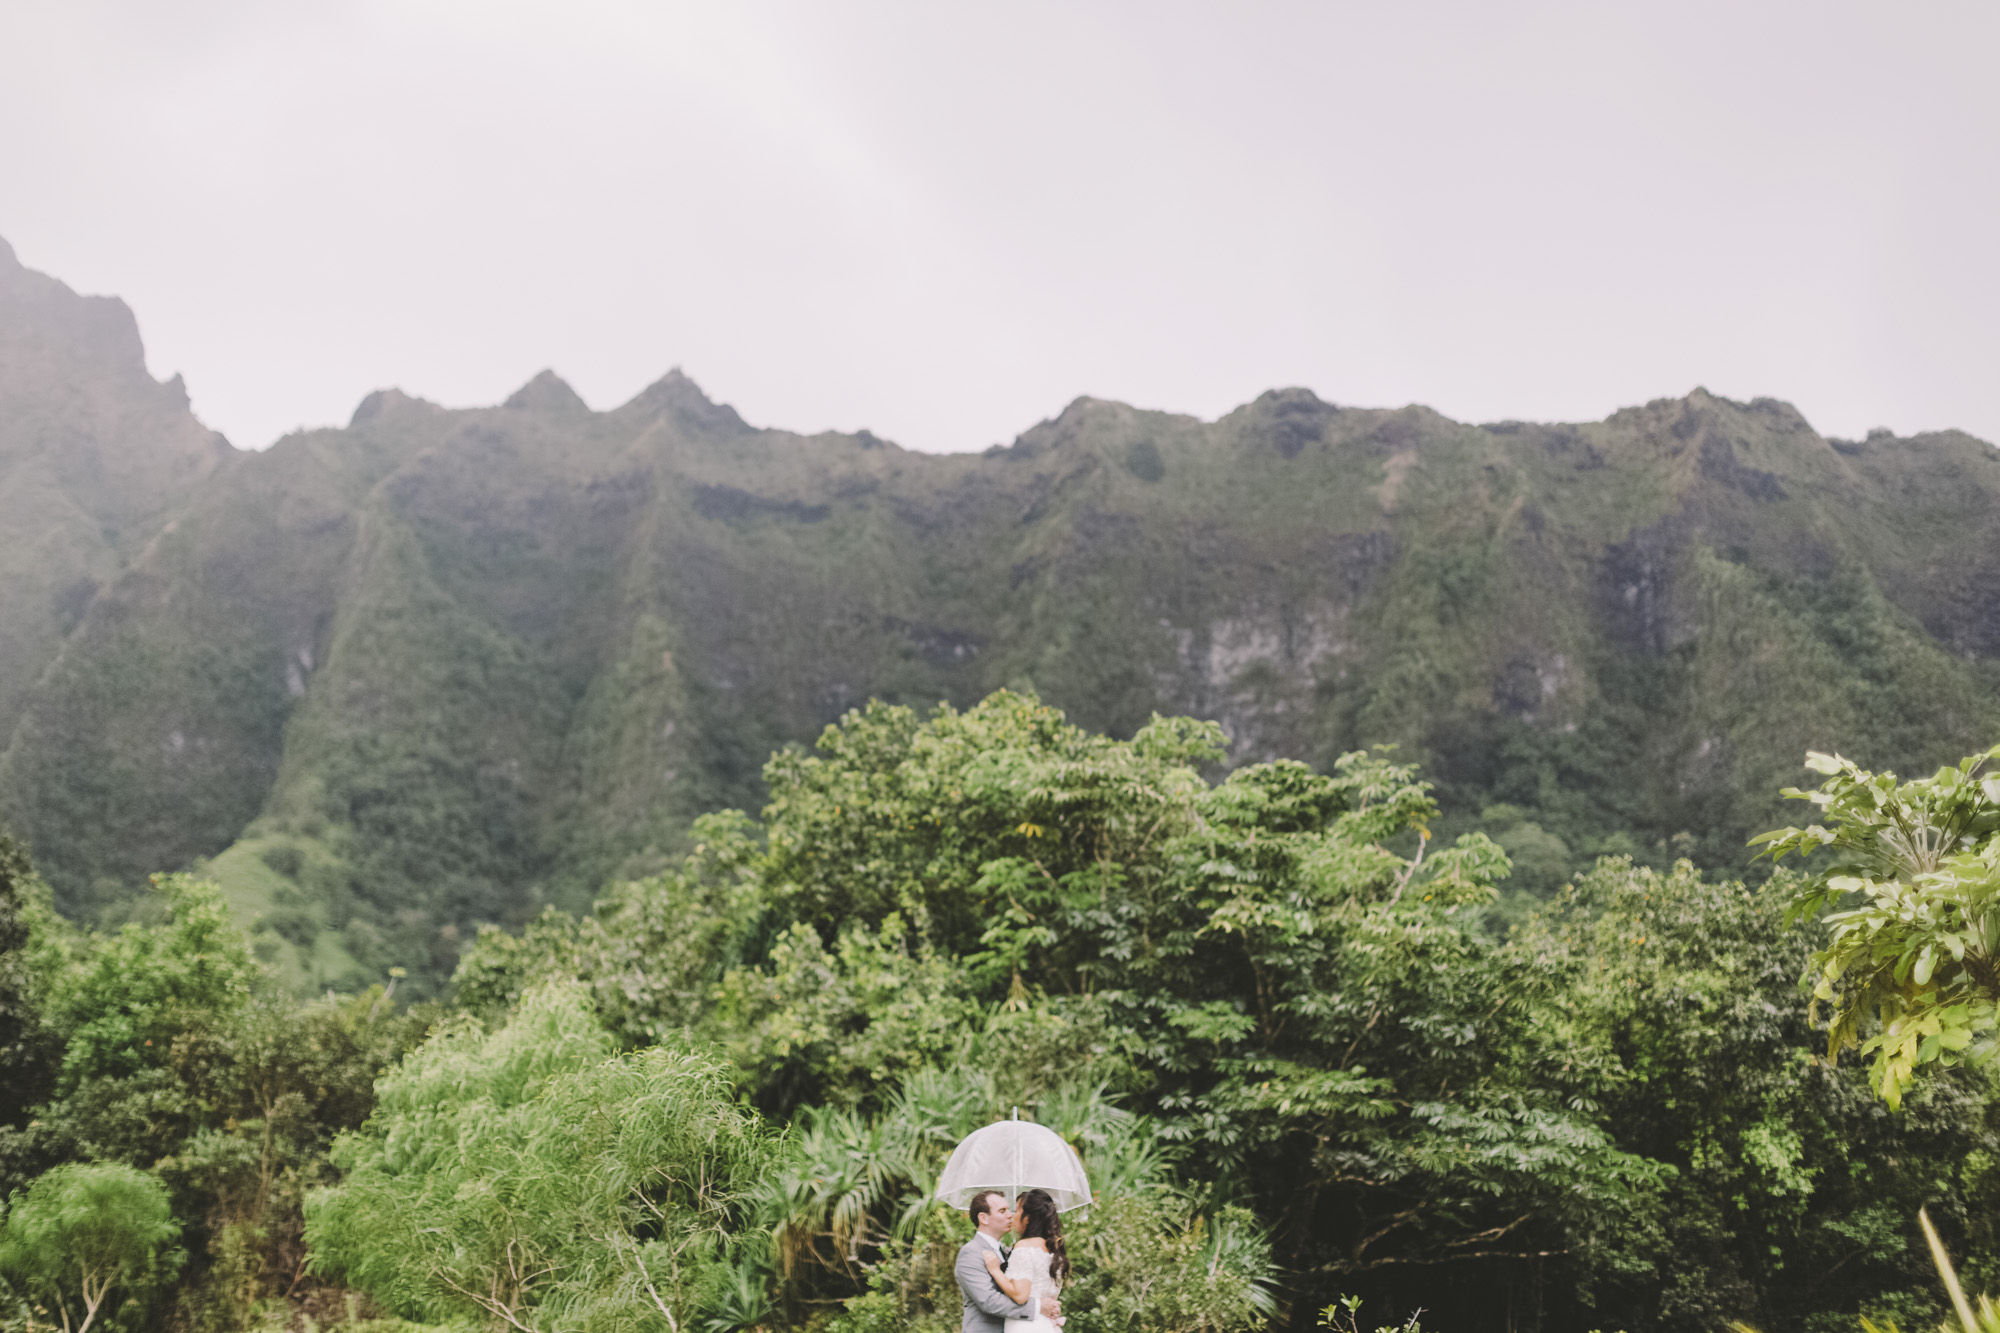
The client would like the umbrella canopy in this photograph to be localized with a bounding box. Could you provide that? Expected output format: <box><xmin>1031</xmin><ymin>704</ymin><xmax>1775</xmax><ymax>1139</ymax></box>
<box><xmin>935</xmin><ymin>1113</ymin><xmax>1092</xmax><ymax>1213</ymax></box>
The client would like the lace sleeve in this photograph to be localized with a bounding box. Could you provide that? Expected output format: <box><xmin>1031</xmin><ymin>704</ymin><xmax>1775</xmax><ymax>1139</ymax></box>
<box><xmin>1014</xmin><ymin>1246</ymin><xmax>1056</xmax><ymax>1304</ymax></box>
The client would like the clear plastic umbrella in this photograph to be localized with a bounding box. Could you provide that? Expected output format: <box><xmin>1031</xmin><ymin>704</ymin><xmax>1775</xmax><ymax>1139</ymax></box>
<box><xmin>935</xmin><ymin>1109</ymin><xmax>1092</xmax><ymax>1213</ymax></box>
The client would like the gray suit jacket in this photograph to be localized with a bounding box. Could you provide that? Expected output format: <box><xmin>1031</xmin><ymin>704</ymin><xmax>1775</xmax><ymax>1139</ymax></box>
<box><xmin>956</xmin><ymin>1236</ymin><xmax>1028</xmax><ymax>1333</ymax></box>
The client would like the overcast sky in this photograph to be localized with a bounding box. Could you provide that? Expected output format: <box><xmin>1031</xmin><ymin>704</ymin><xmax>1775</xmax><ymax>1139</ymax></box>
<box><xmin>2</xmin><ymin>1</ymin><xmax>1995</xmax><ymax>452</ymax></box>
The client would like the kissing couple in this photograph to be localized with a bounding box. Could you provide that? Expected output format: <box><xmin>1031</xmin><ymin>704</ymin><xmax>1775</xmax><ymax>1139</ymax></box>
<box><xmin>955</xmin><ymin>1188</ymin><xmax>1069</xmax><ymax>1333</ymax></box>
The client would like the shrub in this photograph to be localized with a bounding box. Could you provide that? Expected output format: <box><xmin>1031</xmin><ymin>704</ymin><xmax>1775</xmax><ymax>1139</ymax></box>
<box><xmin>0</xmin><ymin>1161</ymin><xmax>183</xmax><ymax>1333</ymax></box>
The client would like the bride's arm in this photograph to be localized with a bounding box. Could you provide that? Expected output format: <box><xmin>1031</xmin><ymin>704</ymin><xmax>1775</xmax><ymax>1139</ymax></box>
<box><xmin>981</xmin><ymin>1251</ymin><xmax>1032</xmax><ymax>1304</ymax></box>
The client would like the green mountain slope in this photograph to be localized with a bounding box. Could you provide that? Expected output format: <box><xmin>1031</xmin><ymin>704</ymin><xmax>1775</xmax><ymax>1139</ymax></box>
<box><xmin>0</xmin><ymin>237</ymin><xmax>233</xmax><ymax>742</ymax></box>
<box><xmin>2</xmin><ymin>241</ymin><xmax>1996</xmax><ymax>990</ymax></box>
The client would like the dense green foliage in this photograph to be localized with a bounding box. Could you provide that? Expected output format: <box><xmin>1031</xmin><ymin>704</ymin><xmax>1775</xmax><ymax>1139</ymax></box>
<box><xmin>307</xmin><ymin>983</ymin><xmax>772</xmax><ymax>1332</ymax></box>
<box><xmin>3</xmin><ymin>676</ymin><xmax>2000</xmax><ymax>1331</ymax></box>
<box><xmin>433</xmin><ymin>693</ymin><xmax>2000</xmax><ymax>1332</ymax></box>
<box><xmin>0</xmin><ymin>1161</ymin><xmax>182</xmax><ymax>1333</ymax></box>
<box><xmin>7</xmin><ymin>229</ymin><xmax>2000</xmax><ymax>991</ymax></box>
<box><xmin>10</xmin><ymin>228</ymin><xmax>2000</xmax><ymax>1333</ymax></box>
<box><xmin>0</xmin><ymin>838</ymin><xmax>430</xmax><ymax>1331</ymax></box>
<box><xmin>739</xmin><ymin>1063</ymin><xmax>1272</xmax><ymax>1333</ymax></box>
<box><xmin>1758</xmin><ymin>747</ymin><xmax>2000</xmax><ymax>1109</ymax></box>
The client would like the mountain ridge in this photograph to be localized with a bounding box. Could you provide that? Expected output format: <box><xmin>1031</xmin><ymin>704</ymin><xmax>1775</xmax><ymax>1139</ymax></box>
<box><xmin>2</xmin><ymin>238</ymin><xmax>1996</xmax><ymax>991</ymax></box>
<box><xmin>0</xmin><ymin>237</ymin><xmax>235</xmax><ymax>746</ymax></box>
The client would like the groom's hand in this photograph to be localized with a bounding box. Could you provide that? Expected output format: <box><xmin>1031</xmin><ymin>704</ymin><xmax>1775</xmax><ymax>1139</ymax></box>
<box><xmin>1041</xmin><ymin>1298</ymin><xmax>1061</xmax><ymax>1319</ymax></box>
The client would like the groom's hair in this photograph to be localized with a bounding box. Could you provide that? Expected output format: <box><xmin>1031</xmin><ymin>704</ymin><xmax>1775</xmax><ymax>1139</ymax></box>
<box><xmin>968</xmin><ymin>1190</ymin><xmax>1004</xmax><ymax>1228</ymax></box>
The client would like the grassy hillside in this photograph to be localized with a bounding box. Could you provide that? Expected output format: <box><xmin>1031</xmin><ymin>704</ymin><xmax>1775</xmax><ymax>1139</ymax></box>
<box><xmin>2</xmin><ymin>240</ymin><xmax>1997</xmax><ymax>990</ymax></box>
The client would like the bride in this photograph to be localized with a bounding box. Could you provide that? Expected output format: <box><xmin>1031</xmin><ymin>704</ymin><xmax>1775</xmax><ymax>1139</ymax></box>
<box><xmin>981</xmin><ymin>1188</ymin><xmax>1069</xmax><ymax>1331</ymax></box>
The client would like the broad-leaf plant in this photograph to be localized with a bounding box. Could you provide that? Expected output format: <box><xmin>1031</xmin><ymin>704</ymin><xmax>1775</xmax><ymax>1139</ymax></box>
<box><xmin>1754</xmin><ymin>744</ymin><xmax>2000</xmax><ymax>1108</ymax></box>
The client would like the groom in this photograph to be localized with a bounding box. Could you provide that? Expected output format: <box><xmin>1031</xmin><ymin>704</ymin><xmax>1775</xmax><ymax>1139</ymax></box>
<box><xmin>955</xmin><ymin>1191</ymin><xmax>1061</xmax><ymax>1332</ymax></box>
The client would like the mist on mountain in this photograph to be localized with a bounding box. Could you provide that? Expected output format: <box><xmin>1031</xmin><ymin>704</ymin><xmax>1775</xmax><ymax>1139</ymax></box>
<box><xmin>3</xmin><ymin>237</ymin><xmax>1996</xmax><ymax>992</ymax></box>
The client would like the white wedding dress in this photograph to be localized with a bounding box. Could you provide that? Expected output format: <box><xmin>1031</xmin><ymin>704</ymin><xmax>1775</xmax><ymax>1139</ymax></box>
<box><xmin>1003</xmin><ymin>1243</ymin><xmax>1062</xmax><ymax>1333</ymax></box>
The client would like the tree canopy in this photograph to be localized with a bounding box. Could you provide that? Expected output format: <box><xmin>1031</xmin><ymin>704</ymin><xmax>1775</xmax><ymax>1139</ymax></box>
<box><xmin>0</xmin><ymin>1161</ymin><xmax>182</xmax><ymax>1333</ymax></box>
<box><xmin>1</xmin><ymin>693</ymin><xmax>1997</xmax><ymax>1332</ymax></box>
<box><xmin>1758</xmin><ymin>745</ymin><xmax>2000</xmax><ymax>1108</ymax></box>
<box><xmin>306</xmin><ymin>982</ymin><xmax>774</xmax><ymax>1333</ymax></box>
<box><xmin>444</xmin><ymin>692</ymin><xmax>2000</xmax><ymax>1331</ymax></box>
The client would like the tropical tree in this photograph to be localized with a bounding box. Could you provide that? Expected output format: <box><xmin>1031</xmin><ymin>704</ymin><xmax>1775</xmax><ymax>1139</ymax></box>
<box><xmin>0</xmin><ymin>841</ymin><xmax>442</xmax><ymax>1326</ymax></box>
<box><xmin>22</xmin><ymin>873</ymin><xmax>261</xmax><ymax>1173</ymax></box>
<box><xmin>1754</xmin><ymin>745</ymin><xmax>2000</xmax><ymax>1107</ymax></box>
<box><xmin>0</xmin><ymin>834</ymin><xmax>59</xmax><ymax>1164</ymax></box>
<box><xmin>0</xmin><ymin>1161</ymin><xmax>183</xmax><ymax>1333</ymax></box>
<box><xmin>1498</xmin><ymin>857</ymin><xmax>1996</xmax><ymax>1329</ymax></box>
<box><xmin>495</xmin><ymin>694</ymin><xmax>1670</xmax><ymax>1323</ymax></box>
<box><xmin>307</xmin><ymin>981</ymin><xmax>775</xmax><ymax>1332</ymax></box>
<box><xmin>453</xmin><ymin>810</ymin><xmax>769</xmax><ymax>1047</ymax></box>
<box><xmin>440</xmin><ymin>696</ymin><xmax>2000</xmax><ymax>1329</ymax></box>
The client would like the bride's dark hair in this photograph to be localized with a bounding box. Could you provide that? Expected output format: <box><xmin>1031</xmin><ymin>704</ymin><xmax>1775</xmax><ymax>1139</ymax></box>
<box><xmin>1016</xmin><ymin>1188</ymin><xmax>1070</xmax><ymax>1284</ymax></box>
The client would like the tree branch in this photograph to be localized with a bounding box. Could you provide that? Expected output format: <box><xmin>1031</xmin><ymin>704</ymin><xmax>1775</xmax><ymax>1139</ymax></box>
<box><xmin>1445</xmin><ymin>1213</ymin><xmax>1532</xmax><ymax>1247</ymax></box>
<box><xmin>74</xmin><ymin>1269</ymin><xmax>109</xmax><ymax>1333</ymax></box>
<box><xmin>1352</xmin><ymin>1206</ymin><xmax>1423</xmax><ymax>1260</ymax></box>
<box><xmin>1386</xmin><ymin>831</ymin><xmax>1431</xmax><ymax>907</ymax></box>
<box><xmin>1322</xmin><ymin>1247</ymin><xmax>1567</xmax><ymax>1273</ymax></box>
<box><xmin>434</xmin><ymin>1271</ymin><xmax>539</xmax><ymax>1333</ymax></box>
<box><xmin>642</xmin><ymin>1276</ymin><xmax>681</xmax><ymax>1333</ymax></box>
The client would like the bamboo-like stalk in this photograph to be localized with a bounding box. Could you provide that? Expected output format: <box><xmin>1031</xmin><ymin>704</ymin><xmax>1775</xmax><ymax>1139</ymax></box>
<box><xmin>1920</xmin><ymin>1207</ymin><xmax>1979</xmax><ymax>1333</ymax></box>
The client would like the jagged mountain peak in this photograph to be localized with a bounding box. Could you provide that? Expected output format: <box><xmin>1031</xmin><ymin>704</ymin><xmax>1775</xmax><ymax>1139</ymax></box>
<box><xmin>349</xmin><ymin>387</ymin><xmax>441</xmax><ymax>427</ymax></box>
<box><xmin>0</xmin><ymin>240</ymin><xmax>236</xmax><ymax>764</ymax></box>
<box><xmin>504</xmin><ymin>369</ymin><xmax>589</xmax><ymax>414</ymax></box>
<box><xmin>1251</xmin><ymin>385</ymin><xmax>1338</xmax><ymax>413</ymax></box>
<box><xmin>0</xmin><ymin>240</ymin><xmax>151</xmax><ymax>390</ymax></box>
<box><xmin>618</xmin><ymin>368</ymin><xmax>751</xmax><ymax>435</ymax></box>
<box><xmin>4</xmin><ymin>244</ymin><xmax>2000</xmax><ymax>1003</ymax></box>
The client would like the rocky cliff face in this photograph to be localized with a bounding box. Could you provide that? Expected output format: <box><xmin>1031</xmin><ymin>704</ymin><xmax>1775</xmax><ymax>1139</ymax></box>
<box><xmin>2</xmin><ymin>240</ymin><xmax>1995</xmax><ymax>989</ymax></box>
<box><xmin>0</xmin><ymin>238</ymin><xmax>234</xmax><ymax>737</ymax></box>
